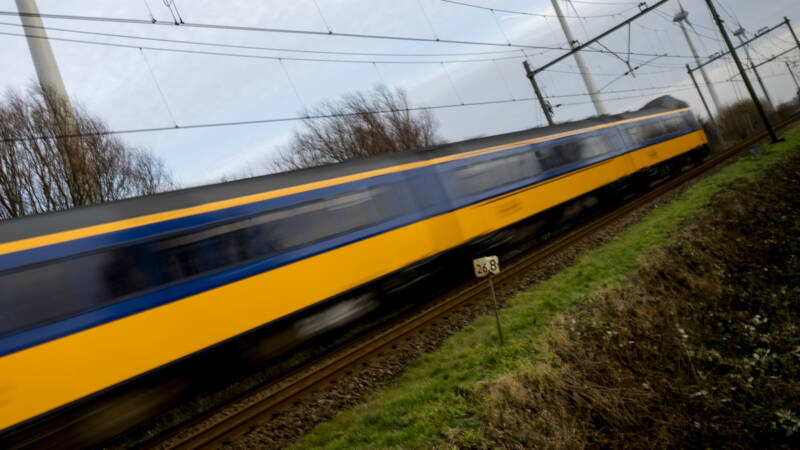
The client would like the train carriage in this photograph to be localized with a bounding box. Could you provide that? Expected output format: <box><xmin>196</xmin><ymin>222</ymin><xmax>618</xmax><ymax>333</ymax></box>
<box><xmin>0</xmin><ymin>96</ymin><xmax>707</xmax><ymax>446</ymax></box>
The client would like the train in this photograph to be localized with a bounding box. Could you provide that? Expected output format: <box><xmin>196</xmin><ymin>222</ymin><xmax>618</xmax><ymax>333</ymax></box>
<box><xmin>0</xmin><ymin>95</ymin><xmax>708</xmax><ymax>446</ymax></box>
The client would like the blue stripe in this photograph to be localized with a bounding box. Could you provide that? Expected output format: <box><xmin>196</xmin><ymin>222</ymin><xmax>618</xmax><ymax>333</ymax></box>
<box><xmin>0</xmin><ymin>118</ymin><xmax>701</xmax><ymax>357</ymax></box>
<box><xmin>0</xmin><ymin>213</ymin><xmax>423</xmax><ymax>357</ymax></box>
<box><xmin>0</xmin><ymin>170</ymin><xmax>416</xmax><ymax>273</ymax></box>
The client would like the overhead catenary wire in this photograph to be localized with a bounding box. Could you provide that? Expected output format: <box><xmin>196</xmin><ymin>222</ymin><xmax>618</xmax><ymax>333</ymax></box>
<box><xmin>0</xmin><ymin>29</ymin><xmax>532</xmax><ymax>65</ymax></box>
<box><xmin>161</xmin><ymin>0</ymin><xmax>180</xmax><ymax>25</ymax></box>
<box><xmin>554</xmin><ymin>85</ymin><xmax>697</xmax><ymax>106</ymax></box>
<box><xmin>1</xmin><ymin>25</ymin><xmax>719</xmax><ymax>69</ymax></box>
<box><xmin>0</xmin><ymin>9</ymin><xmax>707</xmax><ymax>58</ymax></box>
<box><xmin>372</xmin><ymin>62</ymin><xmax>387</xmax><ymax>85</ymax></box>
<box><xmin>278</xmin><ymin>58</ymin><xmax>308</xmax><ymax>114</ymax></box>
<box><xmin>311</xmin><ymin>0</ymin><xmax>333</xmax><ymax>34</ymax></box>
<box><xmin>0</xmin><ymin>27</ymin><xmax>689</xmax><ymax>89</ymax></box>
<box><xmin>0</xmin><ymin>9</ymin><xmax>551</xmax><ymax>50</ymax></box>
<box><xmin>492</xmin><ymin>59</ymin><xmax>516</xmax><ymax>100</ymax></box>
<box><xmin>491</xmin><ymin>9</ymin><xmax>512</xmax><ymax>45</ymax></box>
<box><xmin>0</xmin><ymin>19</ymin><xmax>531</xmax><ymax>58</ymax></box>
<box><xmin>440</xmin><ymin>0</ymin><xmax>635</xmax><ymax>19</ymax></box>
<box><xmin>416</xmin><ymin>0</ymin><xmax>440</xmax><ymax>40</ymax></box>
<box><xmin>2</xmin><ymin>75</ymin><xmax>747</xmax><ymax>146</ymax></box>
<box><xmin>440</xmin><ymin>62</ymin><xmax>464</xmax><ymax>104</ymax></box>
<box><xmin>141</xmin><ymin>0</ymin><xmax>156</xmax><ymax>23</ymax></box>
<box><xmin>3</xmin><ymin>96</ymin><xmax>546</xmax><ymax>144</ymax></box>
<box><xmin>565</xmin><ymin>0</ymin><xmax>644</xmax><ymax>5</ymax></box>
<box><xmin>139</xmin><ymin>47</ymin><xmax>179</xmax><ymax>127</ymax></box>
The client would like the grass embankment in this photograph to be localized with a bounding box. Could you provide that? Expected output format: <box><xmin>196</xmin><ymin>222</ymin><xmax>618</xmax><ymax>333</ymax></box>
<box><xmin>292</xmin><ymin>128</ymin><xmax>800</xmax><ymax>449</ymax></box>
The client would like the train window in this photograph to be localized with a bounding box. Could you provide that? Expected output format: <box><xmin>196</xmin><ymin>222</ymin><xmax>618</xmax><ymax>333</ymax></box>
<box><xmin>644</xmin><ymin>121</ymin><xmax>667</xmax><ymax>141</ymax></box>
<box><xmin>537</xmin><ymin>145</ymin><xmax>568</xmax><ymax>170</ymax></box>
<box><xmin>626</xmin><ymin>124</ymin><xmax>646</xmax><ymax>145</ymax></box>
<box><xmin>519</xmin><ymin>150</ymin><xmax>542</xmax><ymax>177</ymax></box>
<box><xmin>326</xmin><ymin>189</ymin><xmax>379</xmax><ymax>234</ymax></box>
<box><xmin>0</xmin><ymin>252</ymin><xmax>114</xmax><ymax>336</ymax></box>
<box><xmin>494</xmin><ymin>153</ymin><xmax>525</xmax><ymax>186</ymax></box>
<box><xmin>371</xmin><ymin>182</ymin><xmax>416</xmax><ymax>222</ymax></box>
<box><xmin>683</xmin><ymin>112</ymin><xmax>700</xmax><ymax>129</ymax></box>
<box><xmin>580</xmin><ymin>135</ymin><xmax>610</xmax><ymax>159</ymax></box>
<box><xmin>553</xmin><ymin>140</ymin><xmax>582</xmax><ymax>165</ymax></box>
<box><xmin>486</xmin><ymin>157</ymin><xmax>512</xmax><ymax>185</ymax></box>
<box><xmin>268</xmin><ymin>199</ymin><xmax>331</xmax><ymax>250</ymax></box>
<box><xmin>628</xmin><ymin>121</ymin><xmax>669</xmax><ymax>144</ymax></box>
<box><xmin>450</xmin><ymin>159</ymin><xmax>500</xmax><ymax>197</ymax></box>
<box><xmin>628</xmin><ymin>115</ymin><xmax>690</xmax><ymax>147</ymax></box>
<box><xmin>662</xmin><ymin>116</ymin><xmax>686</xmax><ymax>135</ymax></box>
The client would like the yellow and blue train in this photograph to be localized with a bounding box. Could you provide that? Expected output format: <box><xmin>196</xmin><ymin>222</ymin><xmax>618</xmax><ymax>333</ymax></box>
<box><xmin>0</xmin><ymin>96</ymin><xmax>707</xmax><ymax>446</ymax></box>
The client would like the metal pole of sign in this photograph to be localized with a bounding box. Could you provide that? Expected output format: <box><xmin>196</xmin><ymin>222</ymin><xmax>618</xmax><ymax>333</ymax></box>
<box><xmin>473</xmin><ymin>255</ymin><xmax>504</xmax><ymax>346</ymax></box>
<box><xmin>487</xmin><ymin>275</ymin><xmax>504</xmax><ymax>346</ymax></box>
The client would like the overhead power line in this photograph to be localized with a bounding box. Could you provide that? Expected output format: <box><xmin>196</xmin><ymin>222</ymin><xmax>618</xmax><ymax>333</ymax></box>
<box><xmin>0</xmin><ymin>19</ymin><xmax>709</xmax><ymax>67</ymax></box>
<box><xmin>0</xmin><ymin>29</ymin><xmax>532</xmax><ymax>65</ymax></box>
<box><xmin>565</xmin><ymin>0</ymin><xmax>644</xmax><ymax>5</ymax></box>
<box><xmin>1</xmin><ymin>96</ymin><xmax>540</xmax><ymax>143</ymax></box>
<box><xmin>440</xmin><ymin>0</ymin><xmax>635</xmax><ymax>18</ymax></box>
<box><xmin>555</xmin><ymin>86</ymin><xmax>698</xmax><ymax>106</ymax></box>
<box><xmin>0</xmin><ymin>9</ymin><xmax>705</xmax><ymax>59</ymax></box>
<box><xmin>0</xmin><ymin>9</ymin><xmax>574</xmax><ymax>51</ymax></box>
<box><xmin>0</xmin><ymin>24</ymin><xmax>692</xmax><ymax>78</ymax></box>
<box><xmin>0</xmin><ymin>20</ymin><xmax>529</xmax><ymax>58</ymax></box>
<box><xmin>2</xmin><ymin>78</ymin><xmax>733</xmax><ymax>145</ymax></box>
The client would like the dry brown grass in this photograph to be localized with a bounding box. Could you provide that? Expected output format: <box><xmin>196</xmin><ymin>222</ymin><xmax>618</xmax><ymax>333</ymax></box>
<box><xmin>475</xmin><ymin>151</ymin><xmax>800</xmax><ymax>449</ymax></box>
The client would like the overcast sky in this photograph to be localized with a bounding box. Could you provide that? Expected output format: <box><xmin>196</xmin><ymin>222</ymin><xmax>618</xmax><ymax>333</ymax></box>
<box><xmin>1</xmin><ymin>0</ymin><xmax>798</xmax><ymax>186</ymax></box>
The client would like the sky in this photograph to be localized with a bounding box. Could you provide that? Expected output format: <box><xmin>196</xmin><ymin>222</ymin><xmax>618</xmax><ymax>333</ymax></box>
<box><xmin>1</xmin><ymin>0</ymin><xmax>798</xmax><ymax>187</ymax></box>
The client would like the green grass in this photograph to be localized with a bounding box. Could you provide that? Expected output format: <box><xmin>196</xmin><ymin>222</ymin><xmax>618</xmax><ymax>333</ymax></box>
<box><xmin>291</xmin><ymin>128</ymin><xmax>800</xmax><ymax>449</ymax></box>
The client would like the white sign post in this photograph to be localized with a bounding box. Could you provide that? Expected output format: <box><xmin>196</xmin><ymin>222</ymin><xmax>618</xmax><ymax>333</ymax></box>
<box><xmin>473</xmin><ymin>256</ymin><xmax>504</xmax><ymax>346</ymax></box>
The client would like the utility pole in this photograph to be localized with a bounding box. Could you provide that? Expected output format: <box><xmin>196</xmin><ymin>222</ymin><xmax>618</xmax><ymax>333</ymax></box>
<box><xmin>785</xmin><ymin>17</ymin><xmax>800</xmax><ymax>52</ymax></box>
<box><xmin>523</xmin><ymin>60</ymin><xmax>554</xmax><ymax>126</ymax></box>
<box><xmin>674</xmin><ymin>6</ymin><xmax>722</xmax><ymax>114</ymax></box>
<box><xmin>550</xmin><ymin>0</ymin><xmax>607</xmax><ymax>116</ymax></box>
<box><xmin>687</xmin><ymin>64</ymin><xmax>722</xmax><ymax>143</ymax></box>
<box><xmin>733</xmin><ymin>27</ymin><xmax>775</xmax><ymax>111</ymax></box>
<box><xmin>703</xmin><ymin>0</ymin><xmax>777</xmax><ymax>143</ymax></box>
<box><xmin>524</xmin><ymin>0</ymin><xmax>667</xmax><ymax>124</ymax></box>
<box><xmin>16</xmin><ymin>0</ymin><xmax>71</xmax><ymax>107</ymax></box>
<box><xmin>785</xmin><ymin>16</ymin><xmax>800</xmax><ymax>107</ymax></box>
<box><xmin>787</xmin><ymin>62</ymin><xmax>800</xmax><ymax>104</ymax></box>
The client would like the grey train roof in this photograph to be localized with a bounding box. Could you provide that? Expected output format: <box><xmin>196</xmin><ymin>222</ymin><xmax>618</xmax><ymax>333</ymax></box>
<box><xmin>0</xmin><ymin>96</ymin><xmax>690</xmax><ymax>243</ymax></box>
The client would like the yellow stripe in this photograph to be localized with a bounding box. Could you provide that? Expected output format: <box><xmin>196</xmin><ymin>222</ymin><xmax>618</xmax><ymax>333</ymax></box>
<box><xmin>0</xmin><ymin>130</ymin><xmax>705</xmax><ymax>430</ymax></box>
<box><xmin>0</xmin><ymin>109</ymin><xmax>690</xmax><ymax>256</ymax></box>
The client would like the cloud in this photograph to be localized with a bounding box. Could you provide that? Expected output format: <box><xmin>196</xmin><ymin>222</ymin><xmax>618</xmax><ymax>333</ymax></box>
<box><xmin>2</xmin><ymin>0</ymin><xmax>797</xmax><ymax>186</ymax></box>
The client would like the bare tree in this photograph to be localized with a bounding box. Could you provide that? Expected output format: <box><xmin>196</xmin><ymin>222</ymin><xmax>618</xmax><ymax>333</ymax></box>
<box><xmin>0</xmin><ymin>84</ymin><xmax>172</xmax><ymax>220</ymax></box>
<box><xmin>268</xmin><ymin>86</ymin><xmax>440</xmax><ymax>172</ymax></box>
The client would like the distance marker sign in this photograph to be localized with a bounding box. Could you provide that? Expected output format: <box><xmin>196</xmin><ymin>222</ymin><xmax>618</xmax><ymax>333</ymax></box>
<box><xmin>473</xmin><ymin>255</ymin><xmax>500</xmax><ymax>278</ymax></box>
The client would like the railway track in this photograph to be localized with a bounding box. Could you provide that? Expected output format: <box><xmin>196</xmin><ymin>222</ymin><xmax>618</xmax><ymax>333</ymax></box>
<box><xmin>148</xmin><ymin>117</ymin><xmax>798</xmax><ymax>449</ymax></box>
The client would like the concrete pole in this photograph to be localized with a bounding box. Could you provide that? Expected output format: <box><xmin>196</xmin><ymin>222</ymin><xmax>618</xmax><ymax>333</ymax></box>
<box><xmin>16</xmin><ymin>0</ymin><xmax>71</xmax><ymax>106</ymax></box>
<box><xmin>674</xmin><ymin>9</ymin><xmax>723</xmax><ymax>114</ymax></box>
<box><xmin>734</xmin><ymin>28</ymin><xmax>775</xmax><ymax>111</ymax></box>
<box><xmin>550</xmin><ymin>0</ymin><xmax>607</xmax><ymax>116</ymax></box>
